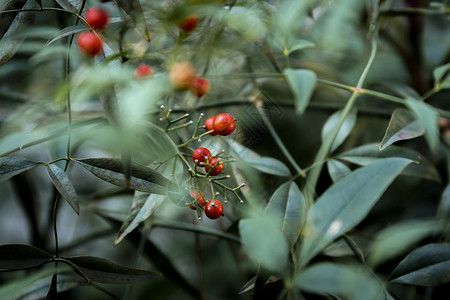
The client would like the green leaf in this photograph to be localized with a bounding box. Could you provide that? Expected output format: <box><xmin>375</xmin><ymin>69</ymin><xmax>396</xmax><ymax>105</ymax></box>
<box><xmin>0</xmin><ymin>244</ymin><xmax>52</xmax><ymax>270</ymax></box>
<box><xmin>15</xmin><ymin>275</ymin><xmax>80</xmax><ymax>300</ymax></box>
<box><xmin>390</xmin><ymin>243</ymin><xmax>450</xmax><ymax>287</ymax></box>
<box><xmin>321</xmin><ymin>109</ymin><xmax>357</xmax><ymax>152</ymax></box>
<box><xmin>46</xmin><ymin>25</ymin><xmax>85</xmax><ymax>46</ymax></box>
<box><xmin>293</xmin><ymin>263</ymin><xmax>381</xmax><ymax>300</ymax></box>
<box><xmin>115</xmin><ymin>0</ymin><xmax>150</xmax><ymax>41</ymax></box>
<box><xmin>239</xmin><ymin>213</ymin><xmax>289</xmax><ymax>275</ymax></box>
<box><xmin>55</xmin><ymin>0</ymin><xmax>83</xmax><ymax>14</ymax></box>
<box><xmin>367</xmin><ymin>219</ymin><xmax>440</xmax><ymax>267</ymax></box>
<box><xmin>380</xmin><ymin>108</ymin><xmax>425</xmax><ymax>150</ymax></box>
<box><xmin>265</xmin><ymin>182</ymin><xmax>306</xmax><ymax>247</ymax></box>
<box><xmin>405</xmin><ymin>98</ymin><xmax>439</xmax><ymax>151</ymax></box>
<box><xmin>327</xmin><ymin>159</ymin><xmax>351</xmax><ymax>182</ymax></box>
<box><xmin>284</xmin><ymin>68</ymin><xmax>316</xmax><ymax>114</ymax></box>
<box><xmin>288</xmin><ymin>39</ymin><xmax>315</xmax><ymax>54</ymax></box>
<box><xmin>438</xmin><ymin>184</ymin><xmax>450</xmax><ymax>218</ymax></box>
<box><xmin>65</xmin><ymin>256</ymin><xmax>161</xmax><ymax>284</ymax></box>
<box><xmin>47</xmin><ymin>164</ymin><xmax>79</xmax><ymax>215</ymax></box>
<box><xmin>46</xmin><ymin>274</ymin><xmax>58</xmax><ymax>300</ymax></box>
<box><xmin>0</xmin><ymin>156</ymin><xmax>39</xmax><ymax>182</ymax></box>
<box><xmin>114</xmin><ymin>192</ymin><xmax>165</xmax><ymax>246</ymax></box>
<box><xmin>75</xmin><ymin>158</ymin><xmax>174</xmax><ymax>194</ymax></box>
<box><xmin>300</xmin><ymin>158</ymin><xmax>412</xmax><ymax>265</ymax></box>
<box><xmin>338</xmin><ymin>143</ymin><xmax>440</xmax><ymax>182</ymax></box>
<box><xmin>433</xmin><ymin>63</ymin><xmax>450</xmax><ymax>84</ymax></box>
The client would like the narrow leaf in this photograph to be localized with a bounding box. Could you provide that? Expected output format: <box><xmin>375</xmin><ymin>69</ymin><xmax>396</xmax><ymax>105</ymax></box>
<box><xmin>300</xmin><ymin>158</ymin><xmax>411</xmax><ymax>265</ymax></box>
<box><xmin>46</xmin><ymin>25</ymin><xmax>85</xmax><ymax>46</ymax></box>
<box><xmin>405</xmin><ymin>98</ymin><xmax>439</xmax><ymax>151</ymax></box>
<box><xmin>288</xmin><ymin>39</ymin><xmax>315</xmax><ymax>54</ymax></box>
<box><xmin>380</xmin><ymin>108</ymin><xmax>425</xmax><ymax>150</ymax></box>
<box><xmin>15</xmin><ymin>275</ymin><xmax>80</xmax><ymax>300</ymax></box>
<box><xmin>391</xmin><ymin>243</ymin><xmax>450</xmax><ymax>287</ymax></box>
<box><xmin>284</xmin><ymin>68</ymin><xmax>316</xmax><ymax>114</ymax></box>
<box><xmin>65</xmin><ymin>256</ymin><xmax>160</xmax><ymax>284</ymax></box>
<box><xmin>327</xmin><ymin>159</ymin><xmax>351</xmax><ymax>182</ymax></box>
<box><xmin>115</xmin><ymin>0</ymin><xmax>150</xmax><ymax>41</ymax></box>
<box><xmin>0</xmin><ymin>244</ymin><xmax>52</xmax><ymax>270</ymax></box>
<box><xmin>0</xmin><ymin>156</ymin><xmax>39</xmax><ymax>182</ymax></box>
<box><xmin>55</xmin><ymin>0</ymin><xmax>83</xmax><ymax>14</ymax></box>
<box><xmin>433</xmin><ymin>63</ymin><xmax>450</xmax><ymax>84</ymax></box>
<box><xmin>45</xmin><ymin>274</ymin><xmax>57</xmax><ymax>300</ymax></box>
<box><xmin>47</xmin><ymin>164</ymin><xmax>79</xmax><ymax>215</ymax></box>
<box><xmin>321</xmin><ymin>109</ymin><xmax>357</xmax><ymax>152</ymax></box>
<box><xmin>437</xmin><ymin>184</ymin><xmax>450</xmax><ymax>218</ymax></box>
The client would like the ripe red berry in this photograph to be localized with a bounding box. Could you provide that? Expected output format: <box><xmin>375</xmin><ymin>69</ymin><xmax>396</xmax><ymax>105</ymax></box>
<box><xmin>134</xmin><ymin>64</ymin><xmax>153</xmax><ymax>79</ymax></box>
<box><xmin>169</xmin><ymin>61</ymin><xmax>198</xmax><ymax>90</ymax></box>
<box><xmin>205</xmin><ymin>200</ymin><xmax>223</xmax><ymax>219</ymax></box>
<box><xmin>193</xmin><ymin>147</ymin><xmax>212</xmax><ymax>167</ymax></box>
<box><xmin>205</xmin><ymin>158</ymin><xmax>224</xmax><ymax>176</ymax></box>
<box><xmin>213</xmin><ymin>113</ymin><xmax>236</xmax><ymax>136</ymax></box>
<box><xmin>204</xmin><ymin>116</ymin><xmax>218</xmax><ymax>136</ymax></box>
<box><xmin>176</xmin><ymin>15</ymin><xmax>200</xmax><ymax>33</ymax></box>
<box><xmin>77</xmin><ymin>32</ymin><xmax>103</xmax><ymax>57</ymax></box>
<box><xmin>188</xmin><ymin>190</ymin><xmax>206</xmax><ymax>209</ymax></box>
<box><xmin>190</xmin><ymin>77</ymin><xmax>210</xmax><ymax>98</ymax></box>
<box><xmin>84</xmin><ymin>7</ymin><xmax>109</xmax><ymax>31</ymax></box>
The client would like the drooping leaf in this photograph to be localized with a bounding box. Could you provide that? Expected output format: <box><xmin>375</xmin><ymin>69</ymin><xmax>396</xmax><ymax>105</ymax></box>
<box><xmin>390</xmin><ymin>243</ymin><xmax>450</xmax><ymax>287</ymax></box>
<box><xmin>64</xmin><ymin>256</ymin><xmax>160</xmax><ymax>284</ymax></box>
<box><xmin>380</xmin><ymin>108</ymin><xmax>425</xmax><ymax>150</ymax></box>
<box><xmin>321</xmin><ymin>109</ymin><xmax>357</xmax><ymax>152</ymax></box>
<box><xmin>367</xmin><ymin>220</ymin><xmax>441</xmax><ymax>268</ymax></box>
<box><xmin>0</xmin><ymin>244</ymin><xmax>52</xmax><ymax>270</ymax></box>
<box><xmin>433</xmin><ymin>63</ymin><xmax>450</xmax><ymax>84</ymax></box>
<box><xmin>338</xmin><ymin>143</ymin><xmax>440</xmax><ymax>182</ymax></box>
<box><xmin>265</xmin><ymin>182</ymin><xmax>306</xmax><ymax>247</ymax></box>
<box><xmin>114</xmin><ymin>192</ymin><xmax>165</xmax><ymax>246</ymax></box>
<box><xmin>47</xmin><ymin>164</ymin><xmax>79</xmax><ymax>215</ymax></box>
<box><xmin>46</xmin><ymin>25</ymin><xmax>85</xmax><ymax>46</ymax></box>
<box><xmin>300</xmin><ymin>158</ymin><xmax>411</xmax><ymax>265</ymax></box>
<box><xmin>75</xmin><ymin>158</ymin><xmax>174</xmax><ymax>194</ymax></box>
<box><xmin>284</xmin><ymin>68</ymin><xmax>316</xmax><ymax>114</ymax></box>
<box><xmin>0</xmin><ymin>156</ymin><xmax>40</xmax><ymax>182</ymax></box>
<box><xmin>115</xmin><ymin>0</ymin><xmax>150</xmax><ymax>41</ymax></box>
<box><xmin>327</xmin><ymin>159</ymin><xmax>351</xmax><ymax>182</ymax></box>
<box><xmin>405</xmin><ymin>98</ymin><xmax>439</xmax><ymax>151</ymax></box>
<box><xmin>437</xmin><ymin>184</ymin><xmax>450</xmax><ymax>218</ymax></box>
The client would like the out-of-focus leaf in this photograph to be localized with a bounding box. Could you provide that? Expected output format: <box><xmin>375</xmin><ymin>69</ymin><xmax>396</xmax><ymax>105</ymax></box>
<box><xmin>45</xmin><ymin>274</ymin><xmax>57</xmax><ymax>300</ymax></box>
<box><xmin>367</xmin><ymin>220</ymin><xmax>441</xmax><ymax>267</ymax></box>
<box><xmin>0</xmin><ymin>244</ymin><xmax>52</xmax><ymax>270</ymax></box>
<box><xmin>114</xmin><ymin>192</ymin><xmax>165</xmax><ymax>246</ymax></box>
<box><xmin>321</xmin><ymin>109</ymin><xmax>357</xmax><ymax>152</ymax></box>
<box><xmin>287</xmin><ymin>39</ymin><xmax>315</xmax><ymax>54</ymax></box>
<box><xmin>64</xmin><ymin>256</ymin><xmax>160</xmax><ymax>284</ymax></box>
<box><xmin>327</xmin><ymin>159</ymin><xmax>351</xmax><ymax>182</ymax></box>
<box><xmin>284</xmin><ymin>68</ymin><xmax>316</xmax><ymax>114</ymax></box>
<box><xmin>265</xmin><ymin>182</ymin><xmax>306</xmax><ymax>247</ymax></box>
<box><xmin>115</xmin><ymin>0</ymin><xmax>150</xmax><ymax>41</ymax></box>
<box><xmin>16</xmin><ymin>275</ymin><xmax>80</xmax><ymax>300</ymax></box>
<box><xmin>46</xmin><ymin>25</ymin><xmax>85</xmax><ymax>46</ymax></box>
<box><xmin>75</xmin><ymin>158</ymin><xmax>174</xmax><ymax>194</ymax></box>
<box><xmin>390</xmin><ymin>243</ymin><xmax>450</xmax><ymax>287</ymax></box>
<box><xmin>433</xmin><ymin>63</ymin><xmax>450</xmax><ymax>84</ymax></box>
<box><xmin>293</xmin><ymin>263</ymin><xmax>381</xmax><ymax>300</ymax></box>
<box><xmin>239</xmin><ymin>276</ymin><xmax>256</xmax><ymax>295</ymax></box>
<box><xmin>239</xmin><ymin>213</ymin><xmax>289</xmax><ymax>275</ymax></box>
<box><xmin>47</xmin><ymin>164</ymin><xmax>79</xmax><ymax>215</ymax></box>
<box><xmin>380</xmin><ymin>108</ymin><xmax>425</xmax><ymax>150</ymax></box>
<box><xmin>438</xmin><ymin>184</ymin><xmax>450</xmax><ymax>218</ymax></box>
<box><xmin>300</xmin><ymin>158</ymin><xmax>411</xmax><ymax>265</ymax></box>
<box><xmin>0</xmin><ymin>156</ymin><xmax>39</xmax><ymax>182</ymax></box>
<box><xmin>224</xmin><ymin>6</ymin><xmax>267</xmax><ymax>42</ymax></box>
<box><xmin>405</xmin><ymin>98</ymin><xmax>439</xmax><ymax>151</ymax></box>
<box><xmin>55</xmin><ymin>0</ymin><xmax>84</xmax><ymax>14</ymax></box>
<box><xmin>338</xmin><ymin>143</ymin><xmax>440</xmax><ymax>182</ymax></box>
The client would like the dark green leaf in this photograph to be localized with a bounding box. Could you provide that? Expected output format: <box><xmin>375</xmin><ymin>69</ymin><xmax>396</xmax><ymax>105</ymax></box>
<box><xmin>300</xmin><ymin>158</ymin><xmax>411</xmax><ymax>265</ymax></box>
<box><xmin>380</xmin><ymin>108</ymin><xmax>425</xmax><ymax>150</ymax></box>
<box><xmin>47</xmin><ymin>164</ymin><xmax>79</xmax><ymax>215</ymax></box>
<box><xmin>433</xmin><ymin>63</ymin><xmax>450</xmax><ymax>84</ymax></box>
<box><xmin>46</xmin><ymin>25</ymin><xmax>85</xmax><ymax>46</ymax></box>
<box><xmin>0</xmin><ymin>244</ymin><xmax>52</xmax><ymax>270</ymax></box>
<box><xmin>284</xmin><ymin>68</ymin><xmax>316</xmax><ymax>114</ymax></box>
<box><xmin>16</xmin><ymin>275</ymin><xmax>80</xmax><ymax>300</ymax></box>
<box><xmin>239</xmin><ymin>276</ymin><xmax>256</xmax><ymax>295</ymax></box>
<box><xmin>266</xmin><ymin>182</ymin><xmax>306</xmax><ymax>247</ymax></box>
<box><xmin>45</xmin><ymin>274</ymin><xmax>57</xmax><ymax>300</ymax></box>
<box><xmin>438</xmin><ymin>184</ymin><xmax>450</xmax><ymax>218</ymax></box>
<box><xmin>0</xmin><ymin>156</ymin><xmax>39</xmax><ymax>182</ymax></box>
<box><xmin>391</xmin><ymin>243</ymin><xmax>450</xmax><ymax>287</ymax></box>
<box><xmin>75</xmin><ymin>158</ymin><xmax>174</xmax><ymax>194</ymax></box>
<box><xmin>34</xmin><ymin>0</ymin><xmax>42</xmax><ymax>9</ymax></box>
<box><xmin>55</xmin><ymin>0</ymin><xmax>83</xmax><ymax>14</ymax></box>
<box><xmin>321</xmin><ymin>109</ymin><xmax>357</xmax><ymax>152</ymax></box>
<box><xmin>65</xmin><ymin>256</ymin><xmax>160</xmax><ymax>284</ymax></box>
<box><xmin>327</xmin><ymin>159</ymin><xmax>351</xmax><ymax>182</ymax></box>
<box><xmin>115</xmin><ymin>0</ymin><xmax>150</xmax><ymax>41</ymax></box>
<box><xmin>405</xmin><ymin>98</ymin><xmax>439</xmax><ymax>151</ymax></box>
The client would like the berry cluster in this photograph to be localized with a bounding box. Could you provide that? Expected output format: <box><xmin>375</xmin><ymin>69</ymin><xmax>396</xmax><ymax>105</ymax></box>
<box><xmin>169</xmin><ymin>61</ymin><xmax>210</xmax><ymax>98</ymax></box>
<box><xmin>76</xmin><ymin>7</ymin><xmax>110</xmax><ymax>57</ymax></box>
<box><xmin>205</xmin><ymin>113</ymin><xmax>236</xmax><ymax>136</ymax></box>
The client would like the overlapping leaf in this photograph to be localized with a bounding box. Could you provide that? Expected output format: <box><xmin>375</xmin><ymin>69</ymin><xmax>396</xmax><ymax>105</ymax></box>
<box><xmin>327</xmin><ymin>159</ymin><xmax>351</xmax><ymax>182</ymax></box>
<box><xmin>0</xmin><ymin>244</ymin><xmax>52</xmax><ymax>270</ymax></box>
<box><xmin>0</xmin><ymin>156</ymin><xmax>39</xmax><ymax>182</ymax></box>
<box><xmin>115</xmin><ymin>0</ymin><xmax>150</xmax><ymax>41</ymax></box>
<box><xmin>321</xmin><ymin>109</ymin><xmax>357</xmax><ymax>152</ymax></box>
<box><xmin>47</xmin><ymin>164</ymin><xmax>79</xmax><ymax>214</ymax></box>
<box><xmin>405</xmin><ymin>98</ymin><xmax>439</xmax><ymax>151</ymax></box>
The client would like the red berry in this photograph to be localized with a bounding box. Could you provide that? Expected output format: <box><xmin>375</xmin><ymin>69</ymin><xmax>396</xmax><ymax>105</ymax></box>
<box><xmin>205</xmin><ymin>158</ymin><xmax>224</xmax><ymax>176</ymax></box>
<box><xmin>205</xmin><ymin>200</ymin><xmax>223</xmax><ymax>219</ymax></box>
<box><xmin>213</xmin><ymin>113</ymin><xmax>236</xmax><ymax>136</ymax></box>
<box><xmin>169</xmin><ymin>62</ymin><xmax>198</xmax><ymax>90</ymax></box>
<box><xmin>190</xmin><ymin>77</ymin><xmax>210</xmax><ymax>98</ymax></box>
<box><xmin>77</xmin><ymin>32</ymin><xmax>103</xmax><ymax>57</ymax></box>
<box><xmin>188</xmin><ymin>190</ymin><xmax>206</xmax><ymax>209</ymax></box>
<box><xmin>134</xmin><ymin>64</ymin><xmax>153</xmax><ymax>79</ymax></box>
<box><xmin>84</xmin><ymin>7</ymin><xmax>109</xmax><ymax>31</ymax></box>
<box><xmin>193</xmin><ymin>147</ymin><xmax>212</xmax><ymax>167</ymax></box>
<box><xmin>204</xmin><ymin>116</ymin><xmax>218</xmax><ymax>136</ymax></box>
<box><xmin>176</xmin><ymin>15</ymin><xmax>200</xmax><ymax>33</ymax></box>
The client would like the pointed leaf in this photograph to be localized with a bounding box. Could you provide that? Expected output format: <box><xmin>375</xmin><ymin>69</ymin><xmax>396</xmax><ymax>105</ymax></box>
<box><xmin>284</xmin><ymin>68</ymin><xmax>316</xmax><ymax>114</ymax></box>
<box><xmin>390</xmin><ymin>243</ymin><xmax>450</xmax><ymax>287</ymax></box>
<box><xmin>115</xmin><ymin>0</ymin><xmax>150</xmax><ymax>41</ymax></box>
<box><xmin>287</xmin><ymin>39</ymin><xmax>315</xmax><ymax>54</ymax></box>
<box><xmin>46</xmin><ymin>274</ymin><xmax>58</xmax><ymax>300</ymax></box>
<box><xmin>75</xmin><ymin>158</ymin><xmax>174</xmax><ymax>194</ymax></box>
<box><xmin>380</xmin><ymin>108</ymin><xmax>425</xmax><ymax>150</ymax></box>
<box><xmin>266</xmin><ymin>182</ymin><xmax>306</xmax><ymax>247</ymax></box>
<box><xmin>114</xmin><ymin>192</ymin><xmax>165</xmax><ymax>245</ymax></box>
<box><xmin>239</xmin><ymin>276</ymin><xmax>256</xmax><ymax>295</ymax></box>
<box><xmin>47</xmin><ymin>164</ymin><xmax>79</xmax><ymax>215</ymax></box>
<box><xmin>300</xmin><ymin>158</ymin><xmax>412</xmax><ymax>265</ymax></box>
<box><xmin>438</xmin><ymin>184</ymin><xmax>450</xmax><ymax>218</ymax></box>
<box><xmin>321</xmin><ymin>109</ymin><xmax>357</xmax><ymax>152</ymax></box>
<box><xmin>18</xmin><ymin>275</ymin><xmax>80</xmax><ymax>300</ymax></box>
<box><xmin>55</xmin><ymin>0</ymin><xmax>83</xmax><ymax>14</ymax></box>
<box><xmin>327</xmin><ymin>159</ymin><xmax>351</xmax><ymax>182</ymax></box>
<box><xmin>0</xmin><ymin>244</ymin><xmax>52</xmax><ymax>270</ymax></box>
<box><xmin>0</xmin><ymin>156</ymin><xmax>39</xmax><ymax>182</ymax></box>
<box><xmin>433</xmin><ymin>63</ymin><xmax>450</xmax><ymax>84</ymax></box>
<box><xmin>46</xmin><ymin>25</ymin><xmax>85</xmax><ymax>46</ymax></box>
<box><xmin>65</xmin><ymin>256</ymin><xmax>160</xmax><ymax>284</ymax></box>
<box><xmin>405</xmin><ymin>98</ymin><xmax>439</xmax><ymax>151</ymax></box>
